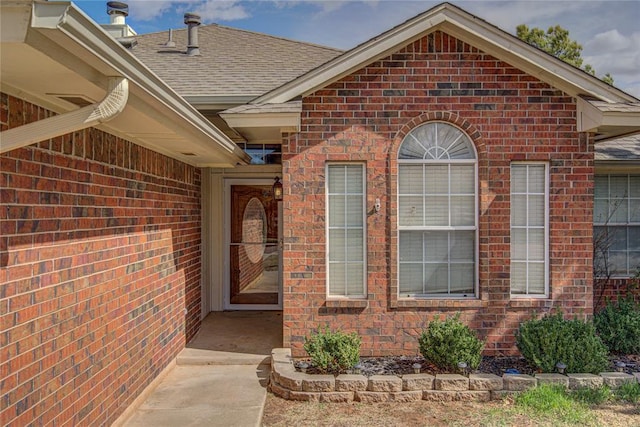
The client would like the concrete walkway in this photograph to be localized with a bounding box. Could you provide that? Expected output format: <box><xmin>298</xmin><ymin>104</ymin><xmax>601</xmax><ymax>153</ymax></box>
<box><xmin>119</xmin><ymin>311</ymin><xmax>282</xmax><ymax>427</ymax></box>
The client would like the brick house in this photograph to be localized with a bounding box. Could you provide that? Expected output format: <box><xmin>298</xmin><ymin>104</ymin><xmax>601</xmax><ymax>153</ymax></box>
<box><xmin>1</xmin><ymin>1</ymin><xmax>639</xmax><ymax>425</ymax></box>
<box><xmin>220</xmin><ymin>3</ymin><xmax>640</xmax><ymax>357</ymax></box>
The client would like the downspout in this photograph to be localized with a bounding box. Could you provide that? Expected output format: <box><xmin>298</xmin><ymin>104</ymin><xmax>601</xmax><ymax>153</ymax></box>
<box><xmin>0</xmin><ymin>77</ymin><xmax>129</xmax><ymax>153</ymax></box>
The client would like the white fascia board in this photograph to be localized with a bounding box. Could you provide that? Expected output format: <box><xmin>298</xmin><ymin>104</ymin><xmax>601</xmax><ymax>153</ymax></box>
<box><xmin>28</xmin><ymin>1</ymin><xmax>249</xmax><ymax>165</ymax></box>
<box><xmin>576</xmin><ymin>98</ymin><xmax>604</xmax><ymax>133</ymax></box>
<box><xmin>219</xmin><ymin>112</ymin><xmax>300</xmax><ymax>131</ymax></box>
<box><xmin>254</xmin><ymin>4</ymin><xmax>636</xmax><ymax>105</ymax></box>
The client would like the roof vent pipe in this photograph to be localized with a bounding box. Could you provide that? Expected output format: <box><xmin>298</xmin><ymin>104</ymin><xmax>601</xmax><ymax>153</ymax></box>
<box><xmin>164</xmin><ymin>28</ymin><xmax>176</xmax><ymax>48</ymax></box>
<box><xmin>107</xmin><ymin>1</ymin><xmax>129</xmax><ymax>26</ymax></box>
<box><xmin>184</xmin><ymin>13</ymin><xmax>201</xmax><ymax>56</ymax></box>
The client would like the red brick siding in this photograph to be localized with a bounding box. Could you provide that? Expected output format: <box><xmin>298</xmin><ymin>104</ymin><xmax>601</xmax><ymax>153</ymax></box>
<box><xmin>0</xmin><ymin>93</ymin><xmax>202</xmax><ymax>425</ymax></box>
<box><xmin>595</xmin><ymin>277</ymin><xmax>640</xmax><ymax>310</ymax></box>
<box><xmin>282</xmin><ymin>31</ymin><xmax>594</xmax><ymax>357</ymax></box>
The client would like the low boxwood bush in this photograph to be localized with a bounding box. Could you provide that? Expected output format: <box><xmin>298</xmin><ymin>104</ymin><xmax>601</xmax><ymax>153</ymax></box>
<box><xmin>418</xmin><ymin>313</ymin><xmax>484</xmax><ymax>373</ymax></box>
<box><xmin>303</xmin><ymin>326</ymin><xmax>361</xmax><ymax>374</ymax></box>
<box><xmin>594</xmin><ymin>297</ymin><xmax>640</xmax><ymax>354</ymax></box>
<box><xmin>516</xmin><ymin>312</ymin><xmax>608</xmax><ymax>374</ymax></box>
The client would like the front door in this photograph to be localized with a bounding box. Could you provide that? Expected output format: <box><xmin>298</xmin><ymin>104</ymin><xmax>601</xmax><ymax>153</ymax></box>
<box><xmin>225</xmin><ymin>180</ymin><xmax>282</xmax><ymax>309</ymax></box>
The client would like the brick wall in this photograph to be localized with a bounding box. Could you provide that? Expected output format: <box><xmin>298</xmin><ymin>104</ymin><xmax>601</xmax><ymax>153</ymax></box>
<box><xmin>595</xmin><ymin>277</ymin><xmax>640</xmax><ymax>310</ymax></box>
<box><xmin>0</xmin><ymin>93</ymin><xmax>202</xmax><ymax>425</ymax></box>
<box><xmin>282</xmin><ymin>31</ymin><xmax>594</xmax><ymax>357</ymax></box>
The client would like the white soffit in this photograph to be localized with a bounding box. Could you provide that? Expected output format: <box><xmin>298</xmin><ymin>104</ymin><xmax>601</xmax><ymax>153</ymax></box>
<box><xmin>220</xmin><ymin>102</ymin><xmax>301</xmax><ymax>143</ymax></box>
<box><xmin>0</xmin><ymin>1</ymin><xmax>249</xmax><ymax>167</ymax></box>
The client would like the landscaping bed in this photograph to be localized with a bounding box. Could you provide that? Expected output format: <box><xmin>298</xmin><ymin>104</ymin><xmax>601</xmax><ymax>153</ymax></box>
<box><xmin>271</xmin><ymin>349</ymin><xmax>640</xmax><ymax>404</ymax></box>
<box><xmin>295</xmin><ymin>354</ymin><xmax>640</xmax><ymax>377</ymax></box>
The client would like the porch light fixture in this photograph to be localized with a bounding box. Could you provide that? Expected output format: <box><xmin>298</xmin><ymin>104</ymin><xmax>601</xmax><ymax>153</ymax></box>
<box><xmin>272</xmin><ymin>176</ymin><xmax>283</xmax><ymax>200</ymax></box>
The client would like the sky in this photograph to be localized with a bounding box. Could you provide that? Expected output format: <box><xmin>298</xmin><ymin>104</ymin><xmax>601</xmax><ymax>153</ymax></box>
<box><xmin>75</xmin><ymin>0</ymin><xmax>640</xmax><ymax>97</ymax></box>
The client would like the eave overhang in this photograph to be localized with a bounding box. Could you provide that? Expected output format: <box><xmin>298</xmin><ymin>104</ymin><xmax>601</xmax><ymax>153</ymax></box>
<box><xmin>220</xmin><ymin>102</ymin><xmax>301</xmax><ymax>143</ymax></box>
<box><xmin>577</xmin><ymin>98</ymin><xmax>640</xmax><ymax>142</ymax></box>
<box><xmin>253</xmin><ymin>2</ymin><xmax>638</xmax><ymax>107</ymax></box>
<box><xmin>0</xmin><ymin>1</ymin><xmax>249</xmax><ymax>167</ymax></box>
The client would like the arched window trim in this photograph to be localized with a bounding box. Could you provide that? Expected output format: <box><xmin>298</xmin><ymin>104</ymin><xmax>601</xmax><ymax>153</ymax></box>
<box><xmin>398</xmin><ymin>121</ymin><xmax>478</xmax><ymax>161</ymax></box>
<box><xmin>397</xmin><ymin>121</ymin><xmax>479</xmax><ymax>298</ymax></box>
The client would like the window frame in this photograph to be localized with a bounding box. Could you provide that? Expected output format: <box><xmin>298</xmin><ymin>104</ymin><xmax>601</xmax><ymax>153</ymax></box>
<box><xmin>325</xmin><ymin>162</ymin><xmax>367</xmax><ymax>299</ymax></box>
<box><xmin>510</xmin><ymin>162</ymin><xmax>549</xmax><ymax>298</ymax></box>
<box><xmin>396</xmin><ymin>122</ymin><xmax>479</xmax><ymax>299</ymax></box>
<box><xmin>594</xmin><ymin>174</ymin><xmax>640</xmax><ymax>278</ymax></box>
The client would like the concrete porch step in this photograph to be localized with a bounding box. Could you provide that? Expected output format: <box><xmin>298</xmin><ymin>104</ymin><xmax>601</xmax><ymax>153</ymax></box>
<box><xmin>177</xmin><ymin>348</ymin><xmax>271</xmax><ymax>366</ymax></box>
<box><xmin>176</xmin><ymin>311</ymin><xmax>282</xmax><ymax>366</ymax></box>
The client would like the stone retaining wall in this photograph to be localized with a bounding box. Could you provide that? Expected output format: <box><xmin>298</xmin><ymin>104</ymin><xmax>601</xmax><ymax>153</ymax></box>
<box><xmin>270</xmin><ymin>349</ymin><xmax>640</xmax><ymax>403</ymax></box>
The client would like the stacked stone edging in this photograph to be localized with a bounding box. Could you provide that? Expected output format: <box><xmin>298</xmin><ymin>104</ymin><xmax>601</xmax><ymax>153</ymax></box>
<box><xmin>269</xmin><ymin>349</ymin><xmax>639</xmax><ymax>403</ymax></box>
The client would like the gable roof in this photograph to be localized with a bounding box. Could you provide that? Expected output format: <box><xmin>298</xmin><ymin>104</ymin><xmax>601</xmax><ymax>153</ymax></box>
<box><xmin>253</xmin><ymin>2</ymin><xmax>638</xmax><ymax>105</ymax></box>
<box><xmin>131</xmin><ymin>24</ymin><xmax>342</xmax><ymax>105</ymax></box>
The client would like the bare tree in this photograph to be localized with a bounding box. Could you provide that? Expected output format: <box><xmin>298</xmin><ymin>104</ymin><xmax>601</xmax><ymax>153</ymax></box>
<box><xmin>593</xmin><ymin>194</ymin><xmax>639</xmax><ymax>308</ymax></box>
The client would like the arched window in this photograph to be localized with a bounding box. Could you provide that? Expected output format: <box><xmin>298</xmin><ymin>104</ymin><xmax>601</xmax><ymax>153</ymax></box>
<box><xmin>398</xmin><ymin>122</ymin><xmax>477</xmax><ymax>297</ymax></box>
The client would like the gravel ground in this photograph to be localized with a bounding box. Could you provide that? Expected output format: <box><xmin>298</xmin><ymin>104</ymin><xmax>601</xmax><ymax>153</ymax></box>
<box><xmin>295</xmin><ymin>354</ymin><xmax>640</xmax><ymax>376</ymax></box>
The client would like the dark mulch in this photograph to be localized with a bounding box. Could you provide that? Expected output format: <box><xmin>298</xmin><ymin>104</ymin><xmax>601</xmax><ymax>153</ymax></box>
<box><xmin>295</xmin><ymin>354</ymin><xmax>639</xmax><ymax>377</ymax></box>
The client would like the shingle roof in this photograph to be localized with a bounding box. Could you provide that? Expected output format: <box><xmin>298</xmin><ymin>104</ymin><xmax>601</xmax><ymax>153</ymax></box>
<box><xmin>587</xmin><ymin>100</ymin><xmax>640</xmax><ymax>113</ymax></box>
<box><xmin>131</xmin><ymin>25</ymin><xmax>343</xmax><ymax>98</ymax></box>
<box><xmin>595</xmin><ymin>134</ymin><xmax>640</xmax><ymax>161</ymax></box>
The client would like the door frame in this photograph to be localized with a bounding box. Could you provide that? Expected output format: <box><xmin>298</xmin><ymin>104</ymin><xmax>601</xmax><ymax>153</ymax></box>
<box><xmin>223</xmin><ymin>178</ymin><xmax>283</xmax><ymax>310</ymax></box>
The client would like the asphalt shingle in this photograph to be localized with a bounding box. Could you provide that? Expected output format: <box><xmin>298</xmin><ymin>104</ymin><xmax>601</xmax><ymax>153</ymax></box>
<box><xmin>131</xmin><ymin>25</ymin><xmax>342</xmax><ymax>98</ymax></box>
<box><xmin>595</xmin><ymin>134</ymin><xmax>640</xmax><ymax>161</ymax></box>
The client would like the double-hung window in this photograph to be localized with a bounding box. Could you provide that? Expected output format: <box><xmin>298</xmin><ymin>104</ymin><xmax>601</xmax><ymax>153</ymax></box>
<box><xmin>510</xmin><ymin>163</ymin><xmax>548</xmax><ymax>297</ymax></box>
<box><xmin>398</xmin><ymin>122</ymin><xmax>477</xmax><ymax>297</ymax></box>
<box><xmin>327</xmin><ymin>164</ymin><xmax>366</xmax><ymax>297</ymax></box>
<box><xmin>594</xmin><ymin>175</ymin><xmax>640</xmax><ymax>277</ymax></box>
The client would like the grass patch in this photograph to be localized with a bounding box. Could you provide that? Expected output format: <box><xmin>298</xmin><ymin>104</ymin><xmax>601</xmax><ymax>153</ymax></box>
<box><xmin>615</xmin><ymin>381</ymin><xmax>640</xmax><ymax>404</ymax></box>
<box><xmin>514</xmin><ymin>384</ymin><xmax>596</xmax><ymax>425</ymax></box>
<box><xmin>570</xmin><ymin>386</ymin><xmax>614</xmax><ymax>405</ymax></box>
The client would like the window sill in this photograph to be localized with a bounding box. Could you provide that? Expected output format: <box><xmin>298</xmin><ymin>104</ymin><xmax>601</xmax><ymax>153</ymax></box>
<box><xmin>508</xmin><ymin>298</ymin><xmax>554</xmax><ymax>309</ymax></box>
<box><xmin>391</xmin><ymin>298</ymin><xmax>486</xmax><ymax>309</ymax></box>
<box><xmin>325</xmin><ymin>299</ymin><xmax>369</xmax><ymax>308</ymax></box>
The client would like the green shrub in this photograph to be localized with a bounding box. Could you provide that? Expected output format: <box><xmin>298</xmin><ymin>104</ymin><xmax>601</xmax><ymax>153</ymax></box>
<box><xmin>418</xmin><ymin>313</ymin><xmax>484</xmax><ymax>373</ymax></box>
<box><xmin>303</xmin><ymin>326</ymin><xmax>361</xmax><ymax>374</ymax></box>
<box><xmin>594</xmin><ymin>297</ymin><xmax>640</xmax><ymax>354</ymax></box>
<box><xmin>516</xmin><ymin>312</ymin><xmax>608</xmax><ymax>374</ymax></box>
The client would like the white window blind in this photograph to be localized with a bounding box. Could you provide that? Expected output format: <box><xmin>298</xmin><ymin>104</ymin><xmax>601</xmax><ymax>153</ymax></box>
<box><xmin>327</xmin><ymin>164</ymin><xmax>366</xmax><ymax>297</ymax></box>
<box><xmin>510</xmin><ymin>163</ymin><xmax>548</xmax><ymax>296</ymax></box>
<box><xmin>398</xmin><ymin>122</ymin><xmax>477</xmax><ymax>297</ymax></box>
